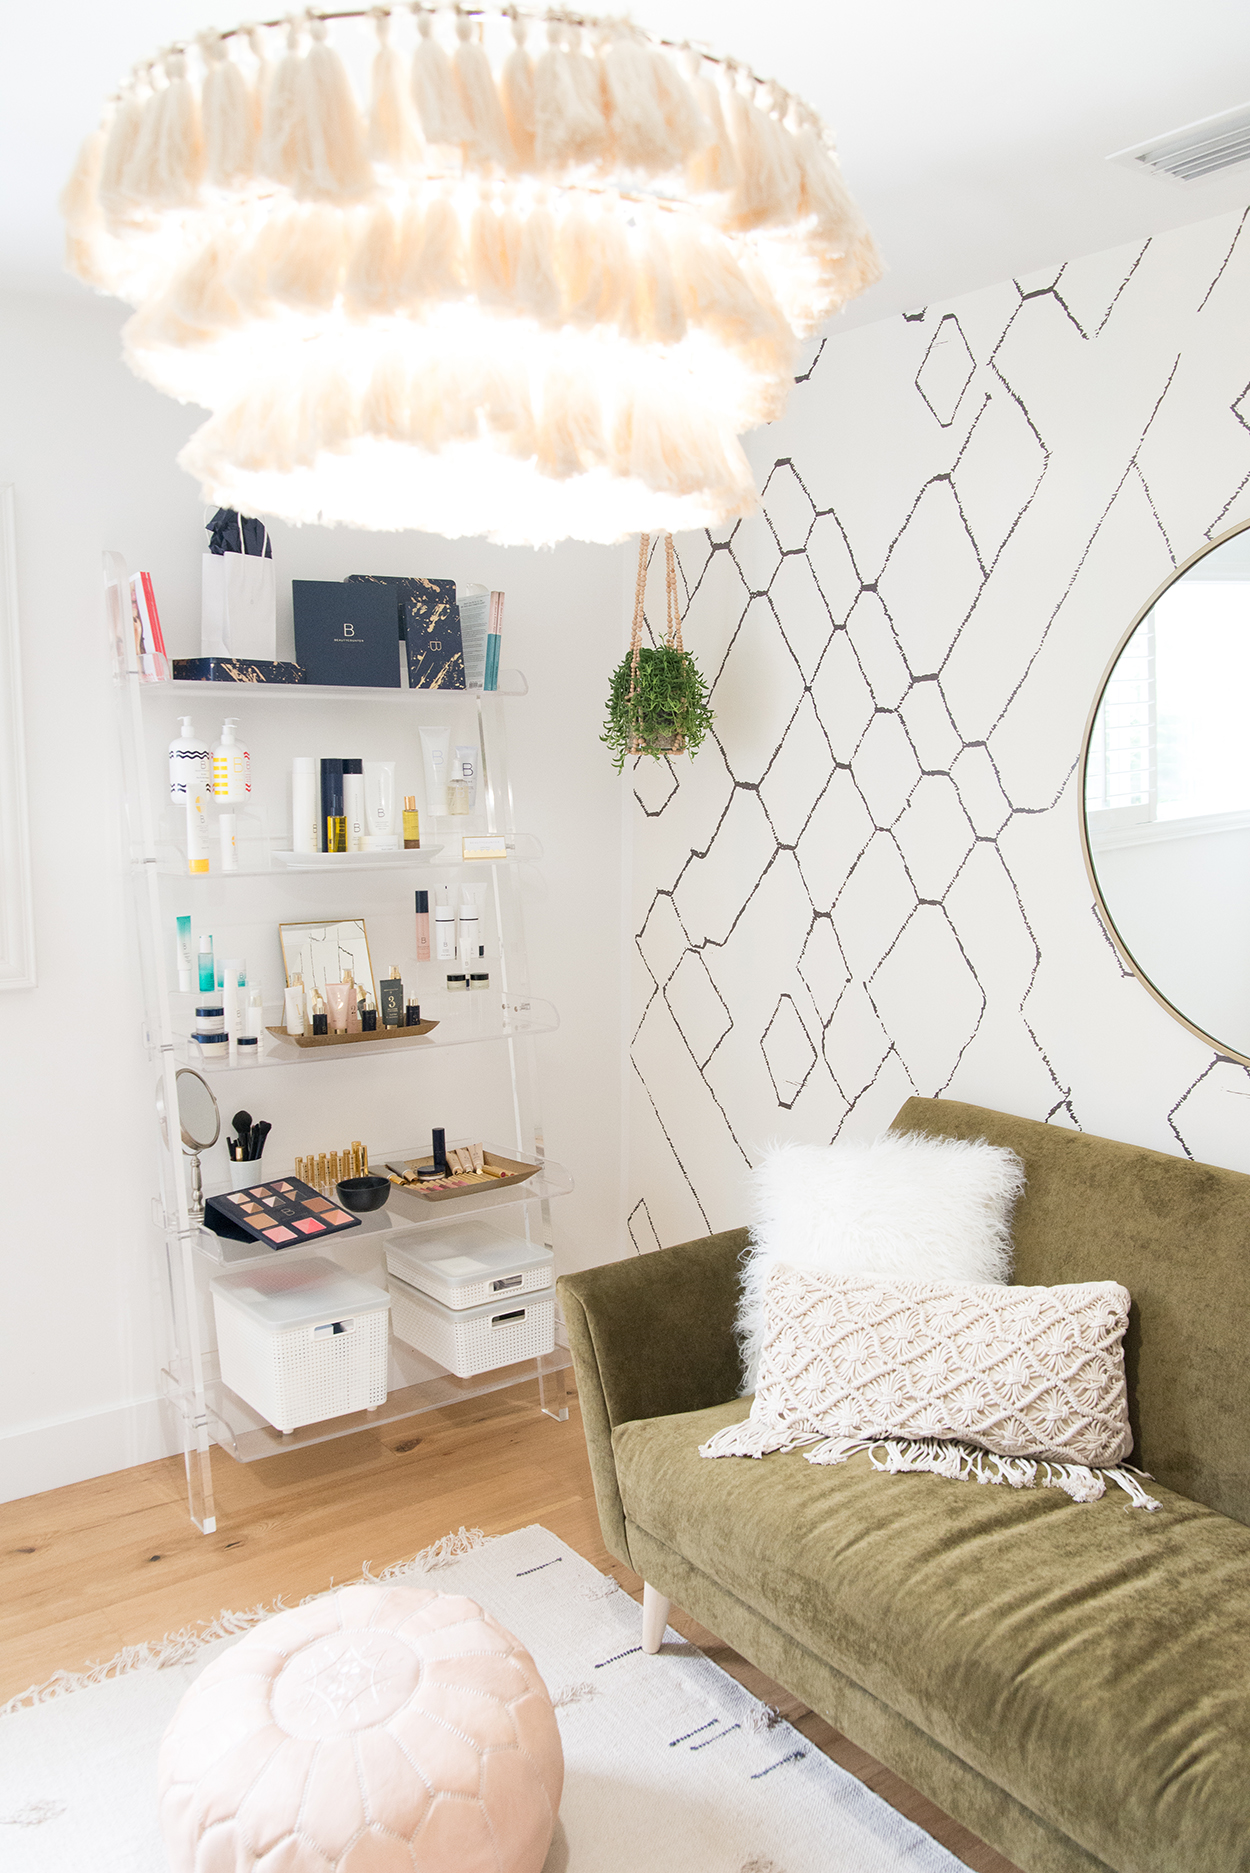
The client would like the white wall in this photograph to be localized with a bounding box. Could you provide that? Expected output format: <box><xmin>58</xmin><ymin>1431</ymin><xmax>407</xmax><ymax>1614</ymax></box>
<box><xmin>629</xmin><ymin>205</ymin><xmax>1250</xmax><ymax>1250</ymax></box>
<box><xmin>0</xmin><ymin>289</ymin><xmax>629</xmax><ymax>1499</ymax></box>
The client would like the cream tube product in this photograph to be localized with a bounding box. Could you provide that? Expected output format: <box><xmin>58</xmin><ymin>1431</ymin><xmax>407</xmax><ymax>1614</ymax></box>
<box><xmin>324</xmin><ymin>977</ymin><xmax>352</xmax><ymax>1033</ymax></box>
<box><xmin>343</xmin><ymin>759</ymin><xmax>366</xmax><ymax>853</ymax></box>
<box><xmin>175</xmin><ymin>915</ymin><xmax>193</xmax><ymax>990</ymax></box>
<box><xmin>419</xmin><ymin>724</ymin><xmax>450</xmax><ymax>815</ymax></box>
<box><xmin>186</xmin><ymin>785</ymin><xmax>209</xmax><ymax>874</ymax></box>
<box><xmin>454</xmin><ymin>744</ymin><xmax>478</xmax><ymax>811</ymax></box>
<box><xmin>434</xmin><ymin>886</ymin><xmax>456</xmax><ymax>961</ymax></box>
<box><xmin>283</xmin><ymin>979</ymin><xmax>306</xmax><ymax>1036</ymax></box>
<box><xmin>219</xmin><ymin>811</ymin><xmax>238</xmax><ymax>871</ymax></box>
<box><xmin>219</xmin><ymin>959</ymin><xmax>241</xmax><ymax>1041</ymax></box>
<box><xmin>363</xmin><ymin>760</ymin><xmax>396</xmax><ymax>837</ymax></box>
<box><xmin>457</xmin><ymin>895</ymin><xmax>478</xmax><ymax>965</ymax></box>
<box><xmin>292</xmin><ymin>757</ymin><xmax>318</xmax><ymax>854</ymax></box>
<box><xmin>414</xmin><ymin>889</ymin><xmax>430</xmax><ymax>961</ymax></box>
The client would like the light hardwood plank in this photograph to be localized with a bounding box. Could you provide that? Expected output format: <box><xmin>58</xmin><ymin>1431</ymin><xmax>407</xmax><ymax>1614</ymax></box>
<box><xmin>0</xmin><ymin>1381</ymin><xmax>1018</xmax><ymax>1873</ymax></box>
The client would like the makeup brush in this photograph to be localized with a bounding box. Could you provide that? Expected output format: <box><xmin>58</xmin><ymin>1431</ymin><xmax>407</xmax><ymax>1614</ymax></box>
<box><xmin>250</xmin><ymin>1119</ymin><xmax>272</xmax><ymax>1161</ymax></box>
<box><xmin>232</xmin><ymin>1109</ymin><xmax>253</xmax><ymax>1147</ymax></box>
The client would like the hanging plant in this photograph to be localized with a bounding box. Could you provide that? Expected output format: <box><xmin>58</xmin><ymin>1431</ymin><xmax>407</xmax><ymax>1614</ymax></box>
<box><xmin>602</xmin><ymin>533</ymin><xmax>715</xmax><ymax>772</ymax></box>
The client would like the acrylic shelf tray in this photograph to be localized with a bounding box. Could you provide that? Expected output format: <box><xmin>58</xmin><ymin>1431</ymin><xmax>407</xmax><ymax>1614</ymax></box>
<box><xmin>139</xmin><ymin>670</ymin><xmax>529</xmax><ymax>702</ymax></box>
<box><xmin>176</xmin><ymin>997</ymin><xmax>559</xmax><ymax>1072</ymax></box>
<box><xmin>148</xmin><ymin>834</ymin><xmax>540</xmax><ymax>878</ymax></box>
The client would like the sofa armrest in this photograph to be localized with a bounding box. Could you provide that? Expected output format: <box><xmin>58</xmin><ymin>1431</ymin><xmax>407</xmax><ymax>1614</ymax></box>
<box><xmin>557</xmin><ymin>1227</ymin><xmax>748</xmax><ymax>1567</ymax></box>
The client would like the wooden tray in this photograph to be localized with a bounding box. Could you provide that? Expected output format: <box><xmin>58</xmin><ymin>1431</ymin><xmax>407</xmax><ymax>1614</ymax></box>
<box><xmin>384</xmin><ymin>1148</ymin><xmax>541</xmax><ymax>1202</ymax></box>
<box><xmin>266</xmin><ymin>1020</ymin><xmax>438</xmax><ymax>1050</ymax></box>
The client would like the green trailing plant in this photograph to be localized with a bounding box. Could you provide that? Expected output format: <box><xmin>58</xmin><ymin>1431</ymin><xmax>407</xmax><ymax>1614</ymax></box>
<box><xmin>603</xmin><ymin>532</ymin><xmax>715</xmax><ymax>772</ymax></box>
<box><xmin>602</xmin><ymin>643</ymin><xmax>715</xmax><ymax>771</ymax></box>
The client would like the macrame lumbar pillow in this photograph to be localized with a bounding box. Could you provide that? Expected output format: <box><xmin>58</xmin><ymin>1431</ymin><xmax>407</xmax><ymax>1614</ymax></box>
<box><xmin>736</xmin><ymin>1132</ymin><xmax>1025</xmax><ymax>1389</ymax></box>
<box><xmin>702</xmin><ymin>1266</ymin><xmax>1160</xmax><ymax>1509</ymax></box>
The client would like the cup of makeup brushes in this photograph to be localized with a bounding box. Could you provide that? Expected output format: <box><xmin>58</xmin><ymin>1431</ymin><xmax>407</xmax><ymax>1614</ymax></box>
<box><xmin>230</xmin><ymin>1158</ymin><xmax>263</xmax><ymax>1190</ymax></box>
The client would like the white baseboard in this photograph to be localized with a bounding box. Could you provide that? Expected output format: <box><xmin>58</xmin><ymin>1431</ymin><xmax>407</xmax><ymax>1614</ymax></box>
<box><xmin>0</xmin><ymin>1394</ymin><xmax>182</xmax><ymax>1503</ymax></box>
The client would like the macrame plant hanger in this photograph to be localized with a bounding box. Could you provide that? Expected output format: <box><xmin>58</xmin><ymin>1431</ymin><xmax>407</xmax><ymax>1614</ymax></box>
<box><xmin>627</xmin><ymin>532</ymin><xmax>686</xmax><ymax>755</ymax></box>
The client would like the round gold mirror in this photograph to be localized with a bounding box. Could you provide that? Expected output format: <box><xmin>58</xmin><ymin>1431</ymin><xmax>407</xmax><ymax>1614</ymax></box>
<box><xmin>1081</xmin><ymin>519</ymin><xmax>1250</xmax><ymax>1062</ymax></box>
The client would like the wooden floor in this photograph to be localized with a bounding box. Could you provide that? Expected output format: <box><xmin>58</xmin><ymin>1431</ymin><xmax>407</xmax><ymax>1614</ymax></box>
<box><xmin>0</xmin><ymin>1379</ymin><xmax>1019</xmax><ymax>1873</ymax></box>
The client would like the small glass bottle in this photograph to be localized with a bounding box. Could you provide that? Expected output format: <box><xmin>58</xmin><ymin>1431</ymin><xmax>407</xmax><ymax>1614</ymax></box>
<box><xmin>402</xmin><ymin>795</ymin><xmax>420</xmax><ymax>849</ymax></box>
<box><xmin>446</xmin><ymin>759</ymin><xmax>471</xmax><ymax>815</ymax></box>
<box><xmin>361</xmin><ymin>992</ymin><xmax>377</xmax><ymax>1032</ymax></box>
<box><xmin>311</xmin><ymin>991</ymin><xmax>328</xmax><ymax>1036</ymax></box>
<box><xmin>405</xmin><ymin>999</ymin><xmax>422</xmax><ymax>1027</ymax></box>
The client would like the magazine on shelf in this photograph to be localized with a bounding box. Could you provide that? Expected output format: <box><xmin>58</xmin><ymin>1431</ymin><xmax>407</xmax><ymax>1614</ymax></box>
<box><xmin>130</xmin><ymin>570</ymin><xmax>170</xmax><ymax>682</ymax></box>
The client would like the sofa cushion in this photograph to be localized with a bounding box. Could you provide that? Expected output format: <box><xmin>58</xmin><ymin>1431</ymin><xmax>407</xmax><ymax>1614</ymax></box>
<box><xmin>614</xmin><ymin>1397</ymin><xmax>1250</xmax><ymax>1873</ymax></box>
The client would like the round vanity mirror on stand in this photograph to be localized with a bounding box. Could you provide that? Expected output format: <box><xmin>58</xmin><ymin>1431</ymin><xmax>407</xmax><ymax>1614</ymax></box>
<box><xmin>156</xmin><ymin>1068</ymin><xmax>222</xmax><ymax>1223</ymax></box>
<box><xmin>1081</xmin><ymin>519</ymin><xmax>1250</xmax><ymax>1061</ymax></box>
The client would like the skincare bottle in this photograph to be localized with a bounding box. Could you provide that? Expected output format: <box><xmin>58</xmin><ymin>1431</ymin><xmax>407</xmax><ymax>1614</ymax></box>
<box><xmin>405</xmin><ymin>999</ymin><xmax>421</xmax><ymax>1026</ymax></box>
<box><xmin>361</xmin><ymin>994</ymin><xmax>377</xmax><ymax>1032</ymax></box>
<box><xmin>324</xmin><ymin>977</ymin><xmax>351</xmax><ymax>1033</ymax></box>
<box><xmin>419</xmin><ymin>724</ymin><xmax>450</xmax><ymax>815</ymax></box>
<box><xmin>457</xmin><ymin>894</ymin><xmax>479</xmax><ymax>966</ymax></box>
<box><xmin>213</xmin><ymin>718</ymin><xmax>250</xmax><ymax>802</ymax></box>
<box><xmin>197</xmin><ymin>934</ymin><xmax>215</xmax><ymax>994</ymax></box>
<box><xmin>344</xmin><ymin>970</ymin><xmax>362</xmax><ymax>1032</ymax></box>
<box><xmin>363</xmin><ymin>760</ymin><xmax>396</xmax><ymax>845</ymax></box>
<box><xmin>454</xmin><ymin>744</ymin><xmax>478</xmax><ymax>811</ymax></box>
<box><xmin>446</xmin><ymin>759</ymin><xmax>471</xmax><ymax>816</ymax></box>
<box><xmin>402</xmin><ymin>795</ymin><xmax>420</xmax><ymax>849</ymax></box>
<box><xmin>187</xmin><ymin>785</ymin><xmax>209</xmax><ymax>875</ymax></box>
<box><xmin>219</xmin><ymin>957</ymin><xmax>243</xmax><ymax>1042</ymax></box>
<box><xmin>320</xmin><ymin>758</ymin><xmax>345</xmax><ymax>853</ymax></box>
<box><xmin>219</xmin><ymin>811</ymin><xmax>238</xmax><ymax>872</ymax></box>
<box><xmin>292</xmin><ymin>756</ymin><xmax>318</xmax><ymax>855</ymax></box>
<box><xmin>434</xmin><ymin>887</ymin><xmax>456</xmax><ymax>961</ymax></box>
<box><xmin>379</xmin><ymin>966</ymin><xmax>405</xmax><ymax>1029</ymax></box>
<box><xmin>169</xmin><ymin>718</ymin><xmax>211</xmax><ymax>800</ymax></box>
<box><xmin>311</xmin><ymin>992</ymin><xmax>328</xmax><ymax>1036</ymax></box>
<box><xmin>283</xmin><ymin>977</ymin><xmax>306</xmax><ymax>1037</ymax></box>
<box><xmin>414</xmin><ymin>890</ymin><xmax>430</xmax><ymax>961</ymax></box>
<box><xmin>246</xmin><ymin>985</ymin><xmax>265</xmax><ymax>1038</ymax></box>
<box><xmin>446</xmin><ymin>972</ymin><xmax>468</xmax><ymax>993</ymax></box>
<box><xmin>175</xmin><ymin>915</ymin><xmax>193</xmax><ymax>991</ymax></box>
<box><xmin>432</xmin><ymin>1127</ymin><xmax>448</xmax><ymax>1174</ymax></box>
<box><xmin>343</xmin><ymin>758</ymin><xmax>366</xmax><ymax>853</ymax></box>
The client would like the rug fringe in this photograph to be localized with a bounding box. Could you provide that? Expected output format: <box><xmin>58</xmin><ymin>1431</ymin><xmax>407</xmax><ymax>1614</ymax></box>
<box><xmin>1</xmin><ymin>1525</ymin><xmax>491</xmax><ymax>1716</ymax></box>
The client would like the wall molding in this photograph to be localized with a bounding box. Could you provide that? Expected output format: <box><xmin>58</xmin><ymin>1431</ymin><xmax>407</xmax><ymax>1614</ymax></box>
<box><xmin>0</xmin><ymin>485</ymin><xmax>35</xmax><ymax>989</ymax></box>
<box><xmin>0</xmin><ymin>1394</ymin><xmax>181</xmax><ymax>1504</ymax></box>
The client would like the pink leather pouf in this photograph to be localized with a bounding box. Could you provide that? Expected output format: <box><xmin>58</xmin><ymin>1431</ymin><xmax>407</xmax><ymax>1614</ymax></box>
<box><xmin>158</xmin><ymin>1580</ymin><xmax>564</xmax><ymax>1872</ymax></box>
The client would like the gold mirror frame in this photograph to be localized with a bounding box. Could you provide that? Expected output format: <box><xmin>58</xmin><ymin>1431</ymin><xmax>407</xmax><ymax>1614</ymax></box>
<box><xmin>1078</xmin><ymin>516</ymin><xmax>1250</xmax><ymax>1066</ymax></box>
<box><xmin>278</xmin><ymin>918</ymin><xmax>377</xmax><ymax>1011</ymax></box>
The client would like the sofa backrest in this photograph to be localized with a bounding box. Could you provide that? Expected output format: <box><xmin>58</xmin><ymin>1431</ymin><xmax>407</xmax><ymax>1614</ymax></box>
<box><xmin>894</xmin><ymin>1097</ymin><xmax>1250</xmax><ymax>1525</ymax></box>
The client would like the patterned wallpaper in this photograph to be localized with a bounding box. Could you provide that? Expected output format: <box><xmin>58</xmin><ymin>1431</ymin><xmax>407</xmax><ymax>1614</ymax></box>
<box><xmin>627</xmin><ymin>203</ymin><xmax>1250</xmax><ymax>1252</ymax></box>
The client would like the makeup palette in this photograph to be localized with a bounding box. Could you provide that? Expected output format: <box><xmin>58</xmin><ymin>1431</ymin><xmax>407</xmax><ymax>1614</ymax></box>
<box><xmin>204</xmin><ymin>1177</ymin><xmax>362</xmax><ymax>1248</ymax></box>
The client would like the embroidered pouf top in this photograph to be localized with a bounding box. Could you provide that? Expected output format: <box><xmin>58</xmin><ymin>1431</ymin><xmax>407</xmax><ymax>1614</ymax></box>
<box><xmin>158</xmin><ymin>1579</ymin><xmax>563</xmax><ymax>1872</ymax></box>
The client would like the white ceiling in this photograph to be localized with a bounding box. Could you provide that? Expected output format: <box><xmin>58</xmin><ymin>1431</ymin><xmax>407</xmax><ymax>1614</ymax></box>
<box><xmin>4</xmin><ymin>1</ymin><xmax>1250</xmax><ymax>328</ymax></box>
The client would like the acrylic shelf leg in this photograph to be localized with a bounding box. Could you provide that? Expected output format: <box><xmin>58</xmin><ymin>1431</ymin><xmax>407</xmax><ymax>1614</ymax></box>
<box><xmin>537</xmin><ymin>1351</ymin><xmax>569</xmax><ymax>1423</ymax></box>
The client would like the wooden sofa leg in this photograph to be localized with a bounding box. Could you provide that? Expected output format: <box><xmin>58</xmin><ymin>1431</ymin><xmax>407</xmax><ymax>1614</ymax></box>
<box><xmin>642</xmin><ymin>1582</ymin><xmax>671</xmax><ymax>1655</ymax></box>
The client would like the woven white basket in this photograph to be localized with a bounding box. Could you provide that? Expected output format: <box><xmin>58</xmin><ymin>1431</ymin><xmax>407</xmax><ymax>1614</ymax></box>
<box><xmin>389</xmin><ymin>1274</ymin><xmax>554</xmax><ymax>1378</ymax></box>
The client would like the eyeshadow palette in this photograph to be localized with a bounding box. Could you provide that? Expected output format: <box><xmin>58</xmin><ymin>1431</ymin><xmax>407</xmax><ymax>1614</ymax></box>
<box><xmin>203</xmin><ymin>1177</ymin><xmax>362</xmax><ymax>1248</ymax></box>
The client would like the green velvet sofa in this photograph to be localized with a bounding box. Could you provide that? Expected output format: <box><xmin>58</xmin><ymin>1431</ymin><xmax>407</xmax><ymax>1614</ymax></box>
<box><xmin>557</xmin><ymin>1098</ymin><xmax>1250</xmax><ymax>1873</ymax></box>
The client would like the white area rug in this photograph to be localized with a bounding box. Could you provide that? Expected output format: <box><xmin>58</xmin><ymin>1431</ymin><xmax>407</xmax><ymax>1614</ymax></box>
<box><xmin>1</xmin><ymin>1525</ymin><xmax>961</xmax><ymax>1872</ymax></box>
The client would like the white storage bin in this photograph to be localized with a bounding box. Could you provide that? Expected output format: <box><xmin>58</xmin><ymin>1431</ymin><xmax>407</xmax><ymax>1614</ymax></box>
<box><xmin>389</xmin><ymin>1273</ymin><xmax>554</xmax><ymax>1377</ymax></box>
<box><xmin>211</xmin><ymin>1257</ymin><xmax>390</xmax><ymax>1434</ymax></box>
<box><xmin>386</xmin><ymin>1220</ymin><xmax>554</xmax><ymax>1311</ymax></box>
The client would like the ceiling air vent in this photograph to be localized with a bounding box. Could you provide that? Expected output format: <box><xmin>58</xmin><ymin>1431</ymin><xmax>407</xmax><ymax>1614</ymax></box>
<box><xmin>1110</xmin><ymin>102</ymin><xmax>1250</xmax><ymax>183</ymax></box>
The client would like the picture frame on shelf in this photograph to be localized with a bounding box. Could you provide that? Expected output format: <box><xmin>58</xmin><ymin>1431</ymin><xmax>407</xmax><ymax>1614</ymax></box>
<box><xmin>279</xmin><ymin>918</ymin><xmax>377</xmax><ymax>1007</ymax></box>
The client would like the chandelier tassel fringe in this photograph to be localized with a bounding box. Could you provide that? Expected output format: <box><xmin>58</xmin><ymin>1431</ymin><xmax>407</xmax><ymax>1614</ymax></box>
<box><xmin>532</xmin><ymin>21</ymin><xmax>605</xmax><ymax>171</ymax></box>
<box><xmin>412</xmin><ymin>12</ymin><xmax>472</xmax><ymax>150</ymax></box>
<box><xmin>98</xmin><ymin>87</ymin><xmax>146</xmax><ymax>224</ymax></box>
<box><xmin>724</xmin><ymin>79</ymin><xmax>801</xmax><ymax>232</ymax></box>
<box><xmin>453</xmin><ymin>15</ymin><xmax>516</xmax><ymax>170</ymax></box>
<box><xmin>500</xmin><ymin>16</ymin><xmax>536</xmax><ymax>168</ymax></box>
<box><xmin>600</xmin><ymin>26</ymin><xmax>680</xmax><ymax>174</ymax></box>
<box><xmin>648</xmin><ymin>40</ymin><xmax>710</xmax><ymax>164</ymax></box>
<box><xmin>59</xmin><ymin>127</ymin><xmax>109</xmax><ymax>285</ymax></box>
<box><xmin>468</xmin><ymin>197</ymin><xmax>520</xmax><ymax>305</ymax></box>
<box><xmin>200</xmin><ymin>34</ymin><xmax>255</xmax><ymax>186</ymax></box>
<box><xmin>513</xmin><ymin>195</ymin><xmax>560</xmax><ymax>320</ymax></box>
<box><xmin>129</xmin><ymin>54</ymin><xmax>204</xmax><ymax>209</ymax></box>
<box><xmin>345</xmin><ymin>202</ymin><xmax>400</xmax><ymax>313</ymax></box>
<box><xmin>684</xmin><ymin>57</ymin><xmax>739</xmax><ymax>195</ymax></box>
<box><xmin>298</xmin><ymin>19</ymin><xmax>372</xmax><ymax>201</ymax></box>
<box><xmin>368</xmin><ymin>13</ymin><xmax>424</xmax><ymax>168</ymax></box>
<box><xmin>258</xmin><ymin>22</ymin><xmax>308</xmax><ymax>189</ymax></box>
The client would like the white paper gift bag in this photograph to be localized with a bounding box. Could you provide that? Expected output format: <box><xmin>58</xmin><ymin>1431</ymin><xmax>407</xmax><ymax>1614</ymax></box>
<box><xmin>201</xmin><ymin>522</ymin><xmax>276</xmax><ymax>660</ymax></box>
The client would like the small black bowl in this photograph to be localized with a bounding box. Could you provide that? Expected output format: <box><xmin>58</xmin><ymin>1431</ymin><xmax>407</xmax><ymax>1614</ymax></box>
<box><xmin>336</xmin><ymin>1174</ymin><xmax>390</xmax><ymax>1213</ymax></box>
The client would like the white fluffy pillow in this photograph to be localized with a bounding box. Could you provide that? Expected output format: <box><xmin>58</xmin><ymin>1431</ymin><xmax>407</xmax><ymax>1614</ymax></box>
<box><xmin>737</xmin><ymin>1131</ymin><xmax>1025</xmax><ymax>1388</ymax></box>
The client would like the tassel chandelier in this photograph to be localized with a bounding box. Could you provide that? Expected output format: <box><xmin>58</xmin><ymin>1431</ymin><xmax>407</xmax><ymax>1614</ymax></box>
<box><xmin>63</xmin><ymin>6</ymin><xmax>881</xmax><ymax>546</ymax></box>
